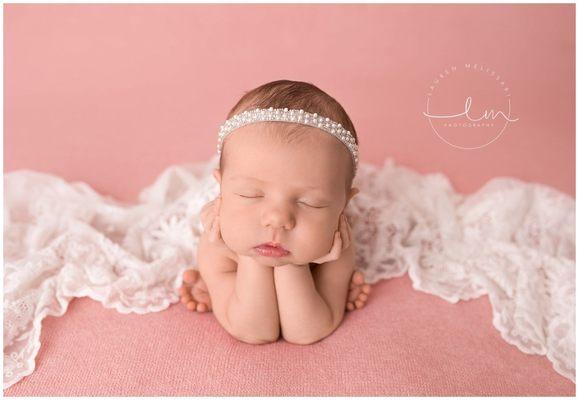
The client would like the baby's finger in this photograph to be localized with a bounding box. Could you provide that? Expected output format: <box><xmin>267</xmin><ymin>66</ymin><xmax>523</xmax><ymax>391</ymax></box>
<box><xmin>339</xmin><ymin>215</ymin><xmax>350</xmax><ymax>250</ymax></box>
<box><xmin>326</xmin><ymin>233</ymin><xmax>342</xmax><ymax>263</ymax></box>
<box><xmin>345</xmin><ymin>216</ymin><xmax>352</xmax><ymax>246</ymax></box>
<box><xmin>200</xmin><ymin>210</ymin><xmax>214</xmax><ymax>232</ymax></box>
<box><xmin>209</xmin><ymin>216</ymin><xmax>219</xmax><ymax>242</ymax></box>
<box><xmin>201</xmin><ymin>197</ymin><xmax>222</xmax><ymax>230</ymax></box>
<box><xmin>199</xmin><ymin>201</ymin><xmax>213</xmax><ymax>222</ymax></box>
<box><xmin>341</xmin><ymin>214</ymin><xmax>350</xmax><ymax>249</ymax></box>
<box><xmin>215</xmin><ymin>196</ymin><xmax>222</xmax><ymax>214</ymax></box>
<box><xmin>327</xmin><ymin>231</ymin><xmax>342</xmax><ymax>260</ymax></box>
<box><xmin>200</xmin><ymin>199</ymin><xmax>217</xmax><ymax>216</ymax></box>
<box><xmin>200</xmin><ymin>215</ymin><xmax>209</xmax><ymax>232</ymax></box>
<box><xmin>312</xmin><ymin>231</ymin><xmax>341</xmax><ymax>264</ymax></box>
<box><xmin>200</xmin><ymin>200</ymin><xmax>213</xmax><ymax>211</ymax></box>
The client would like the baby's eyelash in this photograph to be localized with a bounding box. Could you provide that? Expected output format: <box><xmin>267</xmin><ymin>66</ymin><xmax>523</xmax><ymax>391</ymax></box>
<box><xmin>300</xmin><ymin>203</ymin><xmax>327</xmax><ymax>209</ymax></box>
<box><xmin>236</xmin><ymin>194</ymin><xmax>326</xmax><ymax>209</ymax></box>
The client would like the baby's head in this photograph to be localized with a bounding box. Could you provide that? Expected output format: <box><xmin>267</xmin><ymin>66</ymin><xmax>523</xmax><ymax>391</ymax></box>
<box><xmin>212</xmin><ymin>80</ymin><xmax>360</xmax><ymax>266</ymax></box>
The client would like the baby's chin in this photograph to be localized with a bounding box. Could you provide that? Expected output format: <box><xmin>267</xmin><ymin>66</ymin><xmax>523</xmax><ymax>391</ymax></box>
<box><xmin>247</xmin><ymin>248</ymin><xmax>310</xmax><ymax>267</ymax></box>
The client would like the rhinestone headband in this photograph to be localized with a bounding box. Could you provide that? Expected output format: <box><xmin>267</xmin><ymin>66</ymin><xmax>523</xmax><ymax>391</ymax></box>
<box><xmin>217</xmin><ymin>107</ymin><xmax>359</xmax><ymax>175</ymax></box>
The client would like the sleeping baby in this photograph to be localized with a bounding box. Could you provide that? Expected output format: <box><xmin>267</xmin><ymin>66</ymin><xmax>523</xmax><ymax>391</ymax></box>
<box><xmin>179</xmin><ymin>80</ymin><xmax>371</xmax><ymax>345</ymax></box>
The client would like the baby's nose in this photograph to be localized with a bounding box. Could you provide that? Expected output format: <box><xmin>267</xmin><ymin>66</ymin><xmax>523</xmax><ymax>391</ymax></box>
<box><xmin>263</xmin><ymin>209</ymin><xmax>295</xmax><ymax>230</ymax></box>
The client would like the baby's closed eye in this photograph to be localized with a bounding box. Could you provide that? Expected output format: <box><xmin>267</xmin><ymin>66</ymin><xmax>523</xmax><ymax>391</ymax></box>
<box><xmin>235</xmin><ymin>193</ymin><xmax>328</xmax><ymax>209</ymax></box>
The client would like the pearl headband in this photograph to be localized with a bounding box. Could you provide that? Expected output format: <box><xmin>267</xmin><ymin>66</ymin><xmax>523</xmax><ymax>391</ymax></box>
<box><xmin>217</xmin><ymin>107</ymin><xmax>359</xmax><ymax>175</ymax></box>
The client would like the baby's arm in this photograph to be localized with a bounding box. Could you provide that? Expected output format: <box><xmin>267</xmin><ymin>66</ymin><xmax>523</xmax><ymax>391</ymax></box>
<box><xmin>198</xmin><ymin>199</ymin><xmax>280</xmax><ymax>344</ymax></box>
<box><xmin>310</xmin><ymin>239</ymin><xmax>356</xmax><ymax>333</ymax></box>
<box><xmin>274</xmin><ymin>215</ymin><xmax>355</xmax><ymax>345</ymax></box>
<box><xmin>230</xmin><ymin>255</ymin><xmax>280</xmax><ymax>342</ymax></box>
<box><xmin>273</xmin><ymin>265</ymin><xmax>331</xmax><ymax>344</ymax></box>
<box><xmin>200</xmin><ymin>247</ymin><xmax>280</xmax><ymax>344</ymax></box>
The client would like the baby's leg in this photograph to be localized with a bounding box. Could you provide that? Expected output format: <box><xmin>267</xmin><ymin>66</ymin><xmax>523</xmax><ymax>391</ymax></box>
<box><xmin>310</xmin><ymin>265</ymin><xmax>371</xmax><ymax>311</ymax></box>
<box><xmin>345</xmin><ymin>270</ymin><xmax>371</xmax><ymax>310</ymax></box>
<box><xmin>179</xmin><ymin>269</ymin><xmax>212</xmax><ymax>312</ymax></box>
<box><xmin>225</xmin><ymin>256</ymin><xmax>280</xmax><ymax>343</ymax></box>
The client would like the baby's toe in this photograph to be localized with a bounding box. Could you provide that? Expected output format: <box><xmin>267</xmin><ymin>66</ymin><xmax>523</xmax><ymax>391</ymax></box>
<box><xmin>359</xmin><ymin>293</ymin><xmax>368</xmax><ymax>301</ymax></box>
<box><xmin>362</xmin><ymin>284</ymin><xmax>371</xmax><ymax>294</ymax></box>
<box><xmin>348</xmin><ymin>286</ymin><xmax>362</xmax><ymax>302</ymax></box>
<box><xmin>196</xmin><ymin>303</ymin><xmax>208</xmax><ymax>312</ymax></box>
<box><xmin>352</xmin><ymin>270</ymin><xmax>365</xmax><ymax>285</ymax></box>
<box><xmin>354</xmin><ymin>299</ymin><xmax>365</xmax><ymax>309</ymax></box>
<box><xmin>186</xmin><ymin>300</ymin><xmax>197</xmax><ymax>311</ymax></box>
<box><xmin>183</xmin><ymin>269</ymin><xmax>199</xmax><ymax>284</ymax></box>
<box><xmin>180</xmin><ymin>293</ymin><xmax>192</xmax><ymax>304</ymax></box>
<box><xmin>346</xmin><ymin>302</ymin><xmax>355</xmax><ymax>311</ymax></box>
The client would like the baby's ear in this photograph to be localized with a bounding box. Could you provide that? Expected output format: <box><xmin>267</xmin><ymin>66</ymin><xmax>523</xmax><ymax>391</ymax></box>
<box><xmin>212</xmin><ymin>169</ymin><xmax>222</xmax><ymax>185</ymax></box>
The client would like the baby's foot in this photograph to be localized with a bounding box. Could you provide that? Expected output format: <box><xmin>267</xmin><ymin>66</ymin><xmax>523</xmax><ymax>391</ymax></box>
<box><xmin>179</xmin><ymin>268</ymin><xmax>212</xmax><ymax>313</ymax></box>
<box><xmin>346</xmin><ymin>270</ymin><xmax>371</xmax><ymax>311</ymax></box>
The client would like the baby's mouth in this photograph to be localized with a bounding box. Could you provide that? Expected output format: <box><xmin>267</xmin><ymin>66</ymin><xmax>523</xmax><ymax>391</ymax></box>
<box><xmin>253</xmin><ymin>242</ymin><xmax>290</xmax><ymax>257</ymax></box>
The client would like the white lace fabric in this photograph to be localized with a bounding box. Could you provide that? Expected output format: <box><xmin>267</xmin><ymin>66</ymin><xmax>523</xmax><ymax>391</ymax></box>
<box><xmin>3</xmin><ymin>154</ymin><xmax>575</xmax><ymax>388</ymax></box>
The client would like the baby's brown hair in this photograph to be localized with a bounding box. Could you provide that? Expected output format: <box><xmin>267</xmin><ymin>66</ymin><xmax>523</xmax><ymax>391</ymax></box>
<box><xmin>219</xmin><ymin>80</ymin><xmax>359</xmax><ymax>192</ymax></box>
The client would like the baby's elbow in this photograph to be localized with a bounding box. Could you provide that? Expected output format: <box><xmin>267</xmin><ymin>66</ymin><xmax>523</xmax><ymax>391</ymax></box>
<box><xmin>231</xmin><ymin>328</ymin><xmax>280</xmax><ymax>345</ymax></box>
<box><xmin>283</xmin><ymin>330</ymin><xmax>330</xmax><ymax>345</ymax></box>
<box><xmin>283</xmin><ymin>319</ymin><xmax>340</xmax><ymax>345</ymax></box>
<box><xmin>284</xmin><ymin>335</ymin><xmax>324</xmax><ymax>345</ymax></box>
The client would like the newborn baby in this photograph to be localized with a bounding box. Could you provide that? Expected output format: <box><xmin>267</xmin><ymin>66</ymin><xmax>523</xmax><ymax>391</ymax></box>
<box><xmin>179</xmin><ymin>80</ymin><xmax>371</xmax><ymax>345</ymax></box>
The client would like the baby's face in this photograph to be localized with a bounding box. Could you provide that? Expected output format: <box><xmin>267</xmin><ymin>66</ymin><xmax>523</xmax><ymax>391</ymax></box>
<box><xmin>213</xmin><ymin>123</ymin><xmax>358</xmax><ymax>267</ymax></box>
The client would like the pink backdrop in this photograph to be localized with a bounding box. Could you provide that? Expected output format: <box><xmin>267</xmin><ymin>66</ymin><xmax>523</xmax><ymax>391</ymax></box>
<box><xmin>5</xmin><ymin>4</ymin><xmax>575</xmax><ymax>202</ymax></box>
<box><xmin>3</xmin><ymin>5</ymin><xmax>576</xmax><ymax>395</ymax></box>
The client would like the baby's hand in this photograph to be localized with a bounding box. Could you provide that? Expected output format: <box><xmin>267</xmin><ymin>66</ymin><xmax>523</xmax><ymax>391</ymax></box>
<box><xmin>200</xmin><ymin>196</ymin><xmax>225</xmax><ymax>245</ymax></box>
<box><xmin>311</xmin><ymin>213</ymin><xmax>352</xmax><ymax>264</ymax></box>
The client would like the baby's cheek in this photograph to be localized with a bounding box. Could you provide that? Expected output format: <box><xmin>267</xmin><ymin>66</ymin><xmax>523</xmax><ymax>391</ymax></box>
<box><xmin>298</xmin><ymin>224</ymin><xmax>337</xmax><ymax>260</ymax></box>
<box><xmin>217</xmin><ymin>206</ymin><xmax>247</xmax><ymax>251</ymax></box>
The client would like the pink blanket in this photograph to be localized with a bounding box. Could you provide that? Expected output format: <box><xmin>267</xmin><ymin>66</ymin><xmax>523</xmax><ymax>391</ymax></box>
<box><xmin>3</xmin><ymin>275</ymin><xmax>574</xmax><ymax>396</ymax></box>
